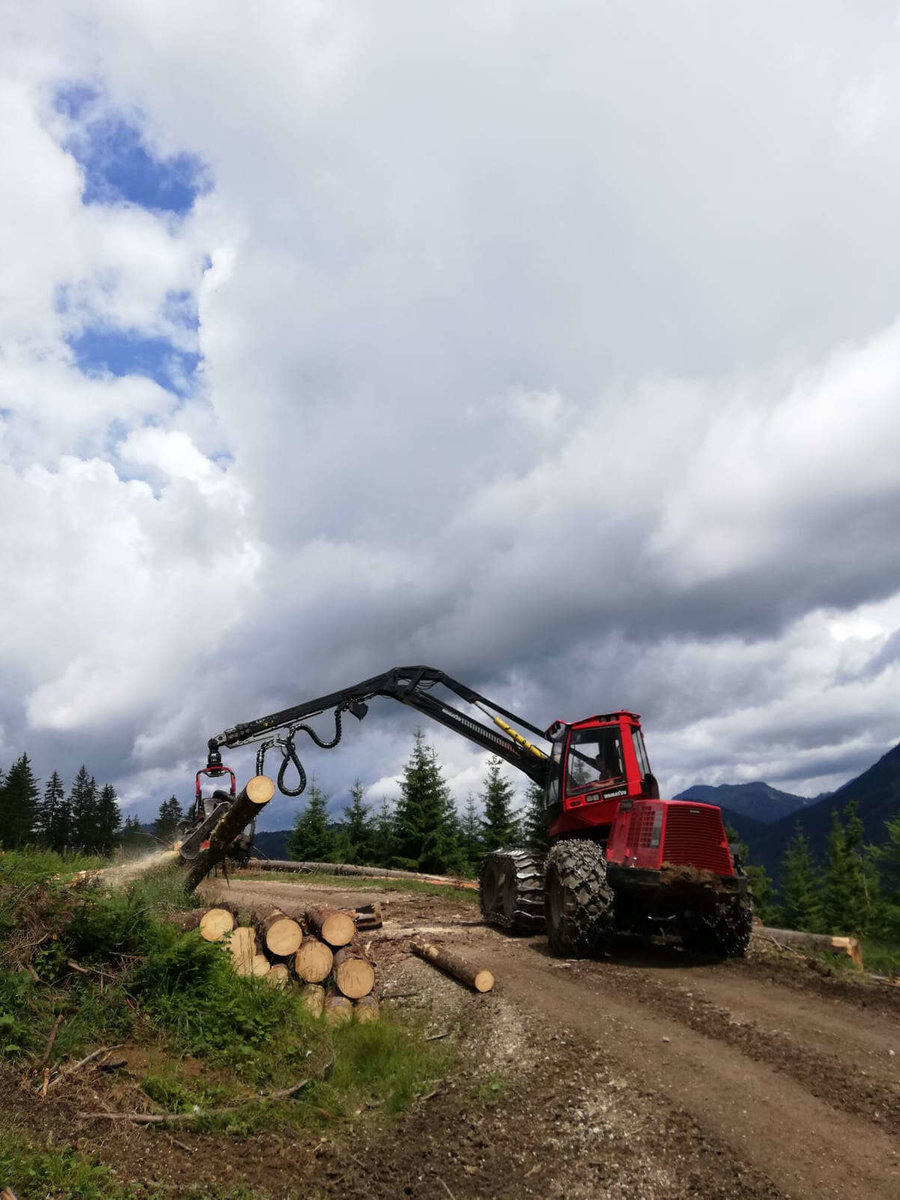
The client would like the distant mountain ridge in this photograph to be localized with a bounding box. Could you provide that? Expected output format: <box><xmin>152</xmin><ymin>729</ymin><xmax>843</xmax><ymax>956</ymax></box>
<box><xmin>674</xmin><ymin>781</ymin><xmax>817</xmax><ymax>825</ymax></box>
<box><xmin>740</xmin><ymin>740</ymin><xmax>900</xmax><ymax>878</ymax></box>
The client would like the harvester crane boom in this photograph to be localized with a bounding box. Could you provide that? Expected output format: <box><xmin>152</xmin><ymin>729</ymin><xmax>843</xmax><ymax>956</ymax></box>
<box><xmin>208</xmin><ymin>665</ymin><xmax>551</xmax><ymax>789</ymax></box>
<box><xmin>195</xmin><ymin>662</ymin><xmax>753</xmax><ymax>959</ymax></box>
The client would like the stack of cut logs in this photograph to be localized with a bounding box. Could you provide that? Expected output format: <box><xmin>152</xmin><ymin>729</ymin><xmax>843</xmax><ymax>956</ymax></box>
<box><xmin>176</xmin><ymin>901</ymin><xmax>383</xmax><ymax>1025</ymax></box>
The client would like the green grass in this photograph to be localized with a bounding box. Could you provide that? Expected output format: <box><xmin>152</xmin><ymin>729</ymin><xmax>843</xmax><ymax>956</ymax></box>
<box><xmin>249</xmin><ymin>870</ymin><xmax>479</xmax><ymax>904</ymax></box>
<box><xmin>862</xmin><ymin>938</ymin><xmax>900</xmax><ymax>975</ymax></box>
<box><xmin>0</xmin><ymin>848</ymin><xmax>458</xmax><ymax>1195</ymax></box>
<box><xmin>0</xmin><ymin>844</ymin><xmax>451</xmax><ymax>1142</ymax></box>
<box><xmin>475</xmin><ymin>1070</ymin><xmax>509</xmax><ymax>1103</ymax></box>
<box><xmin>0</xmin><ymin>1123</ymin><xmax>266</xmax><ymax>1199</ymax></box>
<box><xmin>0</xmin><ymin>1124</ymin><xmax>123</xmax><ymax>1200</ymax></box>
<box><xmin>0</xmin><ymin>847</ymin><xmax>105</xmax><ymax>885</ymax></box>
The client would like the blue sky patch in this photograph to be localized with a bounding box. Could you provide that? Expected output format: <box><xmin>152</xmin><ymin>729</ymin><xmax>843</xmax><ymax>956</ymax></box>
<box><xmin>68</xmin><ymin>327</ymin><xmax>200</xmax><ymax>394</ymax></box>
<box><xmin>55</xmin><ymin>84</ymin><xmax>210</xmax><ymax>216</ymax></box>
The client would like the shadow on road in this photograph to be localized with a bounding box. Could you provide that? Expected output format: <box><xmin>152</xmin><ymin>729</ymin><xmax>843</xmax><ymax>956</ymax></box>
<box><xmin>523</xmin><ymin>932</ymin><xmax>729</xmax><ymax>971</ymax></box>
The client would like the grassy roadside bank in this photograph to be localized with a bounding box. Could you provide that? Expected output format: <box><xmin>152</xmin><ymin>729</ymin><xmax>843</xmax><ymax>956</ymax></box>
<box><xmin>0</xmin><ymin>850</ymin><xmax>455</xmax><ymax>1199</ymax></box>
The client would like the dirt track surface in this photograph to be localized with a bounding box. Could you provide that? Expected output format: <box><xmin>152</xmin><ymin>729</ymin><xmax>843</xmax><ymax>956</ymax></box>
<box><xmin>198</xmin><ymin>876</ymin><xmax>900</xmax><ymax>1200</ymax></box>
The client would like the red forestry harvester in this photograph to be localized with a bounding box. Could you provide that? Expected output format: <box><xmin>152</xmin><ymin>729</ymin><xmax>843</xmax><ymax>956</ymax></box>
<box><xmin>194</xmin><ymin>666</ymin><xmax>752</xmax><ymax>957</ymax></box>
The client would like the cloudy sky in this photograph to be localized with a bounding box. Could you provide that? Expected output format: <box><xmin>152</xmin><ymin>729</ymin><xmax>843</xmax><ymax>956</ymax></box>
<box><xmin>3</xmin><ymin>1</ymin><xmax>900</xmax><ymax>828</ymax></box>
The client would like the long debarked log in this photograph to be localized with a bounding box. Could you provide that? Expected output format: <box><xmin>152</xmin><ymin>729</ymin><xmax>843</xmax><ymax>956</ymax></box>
<box><xmin>752</xmin><ymin>926</ymin><xmax>863</xmax><ymax>968</ymax></box>
<box><xmin>410</xmin><ymin>941</ymin><xmax>494</xmax><ymax>993</ymax></box>
<box><xmin>242</xmin><ymin>859</ymin><xmax>478</xmax><ymax>890</ymax></box>
<box><xmin>183</xmin><ymin>775</ymin><xmax>275</xmax><ymax>893</ymax></box>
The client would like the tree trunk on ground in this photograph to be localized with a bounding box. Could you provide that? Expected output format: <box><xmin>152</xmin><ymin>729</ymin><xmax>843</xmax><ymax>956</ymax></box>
<box><xmin>324</xmin><ymin>988</ymin><xmax>353</xmax><ymax>1026</ymax></box>
<box><xmin>333</xmin><ymin>945</ymin><xmax>376</xmax><ymax>999</ymax></box>
<box><xmin>305</xmin><ymin>907</ymin><xmax>356</xmax><ymax>948</ymax></box>
<box><xmin>252</xmin><ymin>907</ymin><xmax>303</xmax><ymax>956</ymax></box>
<box><xmin>355</xmin><ymin>902</ymin><xmax>383</xmax><ymax>931</ymax></box>
<box><xmin>163</xmin><ymin>909</ymin><xmax>207</xmax><ymax>933</ymax></box>
<box><xmin>183</xmin><ymin>776</ymin><xmax>275</xmax><ymax>894</ymax></box>
<box><xmin>354</xmin><ymin>993</ymin><xmax>380</xmax><ymax>1023</ymax></box>
<box><xmin>300</xmin><ymin>984</ymin><xmax>326</xmax><ymax>1017</ymax></box>
<box><xmin>410</xmin><ymin>941</ymin><xmax>494</xmax><ymax>992</ymax></box>
<box><xmin>251</xmin><ymin>953</ymin><xmax>270</xmax><ymax>977</ymax></box>
<box><xmin>294</xmin><ymin>936</ymin><xmax>333</xmax><ymax>983</ymax></box>
<box><xmin>241</xmin><ymin>860</ymin><xmax>478</xmax><ymax>889</ymax></box>
<box><xmin>752</xmin><ymin>926</ymin><xmax>863</xmax><ymax>967</ymax></box>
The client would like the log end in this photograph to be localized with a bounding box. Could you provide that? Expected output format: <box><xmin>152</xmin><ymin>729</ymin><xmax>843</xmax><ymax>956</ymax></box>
<box><xmin>473</xmin><ymin>969</ymin><xmax>494</xmax><ymax>993</ymax></box>
<box><xmin>245</xmin><ymin>774</ymin><xmax>276</xmax><ymax>806</ymax></box>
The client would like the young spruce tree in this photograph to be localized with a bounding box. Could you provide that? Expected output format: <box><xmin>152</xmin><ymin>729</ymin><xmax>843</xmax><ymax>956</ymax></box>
<box><xmin>342</xmin><ymin>780</ymin><xmax>372</xmax><ymax>864</ymax></box>
<box><xmin>95</xmin><ymin>784</ymin><xmax>121</xmax><ymax>855</ymax></box>
<box><xmin>0</xmin><ymin>753</ymin><xmax>39</xmax><ymax>849</ymax></box>
<box><xmin>40</xmin><ymin>771</ymin><xmax>69</xmax><ymax>851</ymax></box>
<box><xmin>68</xmin><ymin>767</ymin><xmax>100</xmax><ymax>853</ymax></box>
<box><xmin>822</xmin><ymin>802</ymin><xmax>873</xmax><ymax>936</ymax></box>
<box><xmin>288</xmin><ymin>781</ymin><xmax>334</xmax><ymax>862</ymax></box>
<box><xmin>479</xmin><ymin>756</ymin><xmax>520</xmax><ymax>852</ymax></box>
<box><xmin>725</xmin><ymin>821</ymin><xmax>776</xmax><ymax>925</ymax></box>
<box><xmin>459</xmin><ymin>794</ymin><xmax>484</xmax><ymax>875</ymax></box>
<box><xmin>871</xmin><ymin>812</ymin><xmax>900</xmax><ymax>939</ymax></box>
<box><xmin>778</xmin><ymin>826</ymin><xmax>822</xmax><ymax>932</ymax></box>
<box><xmin>153</xmin><ymin>796</ymin><xmax>185</xmax><ymax>843</ymax></box>
<box><xmin>393</xmin><ymin>731</ymin><xmax>462</xmax><ymax>874</ymax></box>
<box><xmin>368</xmin><ymin>796</ymin><xmax>396</xmax><ymax>867</ymax></box>
<box><xmin>521</xmin><ymin>780</ymin><xmax>550</xmax><ymax>853</ymax></box>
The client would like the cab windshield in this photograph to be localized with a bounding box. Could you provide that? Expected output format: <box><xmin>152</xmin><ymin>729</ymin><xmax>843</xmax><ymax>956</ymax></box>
<box><xmin>566</xmin><ymin>727</ymin><xmax>625</xmax><ymax>795</ymax></box>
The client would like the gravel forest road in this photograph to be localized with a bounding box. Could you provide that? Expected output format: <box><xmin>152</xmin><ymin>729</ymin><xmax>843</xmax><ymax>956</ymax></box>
<box><xmin>206</xmin><ymin>877</ymin><xmax>900</xmax><ymax>1200</ymax></box>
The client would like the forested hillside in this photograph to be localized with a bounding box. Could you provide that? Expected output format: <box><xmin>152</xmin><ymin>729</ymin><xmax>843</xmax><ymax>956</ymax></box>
<box><xmin>738</xmin><ymin>741</ymin><xmax>900</xmax><ymax>877</ymax></box>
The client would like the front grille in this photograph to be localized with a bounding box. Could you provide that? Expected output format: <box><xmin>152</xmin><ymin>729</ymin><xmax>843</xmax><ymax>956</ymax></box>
<box><xmin>627</xmin><ymin>805</ymin><xmax>655</xmax><ymax>849</ymax></box>
<box><xmin>662</xmin><ymin>805</ymin><xmax>732</xmax><ymax>874</ymax></box>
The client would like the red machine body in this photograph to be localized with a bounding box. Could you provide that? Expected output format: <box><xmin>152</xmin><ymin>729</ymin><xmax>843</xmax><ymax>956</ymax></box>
<box><xmin>544</xmin><ymin>712</ymin><xmax>735</xmax><ymax>877</ymax></box>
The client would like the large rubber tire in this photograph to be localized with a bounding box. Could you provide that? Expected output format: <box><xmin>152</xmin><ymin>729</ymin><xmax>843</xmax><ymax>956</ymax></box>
<box><xmin>544</xmin><ymin>839</ymin><xmax>614</xmax><ymax>958</ymax></box>
<box><xmin>479</xmin><ymin>849</ymin><xmax>546</xmax><ymax>934</ymax></box>
<box><xmin>679</xmin><ymin>890</ymin><xmax>753</xmax><ymax>958</ymax></box>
